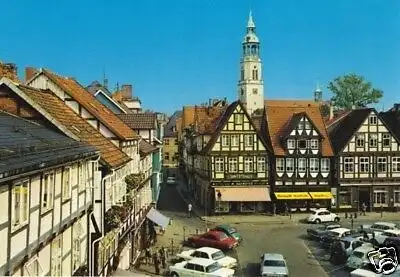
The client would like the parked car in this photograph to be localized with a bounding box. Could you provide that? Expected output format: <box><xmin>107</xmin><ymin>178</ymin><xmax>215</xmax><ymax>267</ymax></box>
<box><xmin>260</xmin><ymin>253</ymin><xmax>289</xmax><ymax>277</ymax></box>
<box><xmin>350</xmin><ymin>268</ymin><xmax>382</xmax><ymax>277</ymax></box>
<box><xmin>166</xmin><ymin>176</ymin><xmax>176</xmax><ymax>184</ymax></box>
<box><xmin>176</xmin><ymin>247</ymin><xmax>237</xmax><ymax>269</ymax></box>
<box><xmin>186</xmin><ymin>230</ymin><xmax>238</xmax><ymax>251</ymax></box>
<box><xmin>375</xmin><ymin>229</ymin><xmax>400</xmax><ymax>244</ymax></box>
<box><xmin>360</xmin><ymin>222</ymin><xmax>398</xmax><ymax>235</ymax></box>
<box><xmin>169</xmin><ymin>257</ymin><xmax>235</xmax><ymax>277</ymax></box>
<box><xmin>306</xmin><ymin>210</ymin><xmax>340</xmax><ymax>224</ymax></box>
<box><xmin>211</xmin><ymin>225</ymin><xmax>242</xmax><ymax>242</ymax></box>
<box><xmin>320</xmin><ymin>227</ymin><xmax>352</xmax><ymax>248</ymax></box>
<box><xmin>340</xmin><ymin>237</ymin><xmax>371</xmax><ymax>258</ymax></box>
<box><xmin>307</xmin><ymin>223</ymin><xmax>341</xmax><ymax>240</ymax></box>
<box><xmin>346</xmin><ymin>243</ymin><xmax>376</xmax><ymax>270</ymax></box>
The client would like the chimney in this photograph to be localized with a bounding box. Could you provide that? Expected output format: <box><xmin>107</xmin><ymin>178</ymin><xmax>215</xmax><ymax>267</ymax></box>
<box><xmin>25</xmin><ymin>67</ymin><xmax>38</xmax><ymax>82</ymax></box>
<box><xmin>0</xmin><ymin>62</ymin><xmax>19</xmax><ymax>82</ymax></box>
<box><xmin>329</xmin><ymin>101</ymin><xmax>335</xmax><ymax>120</ymax></box>
<box><xmin>121</xmin><ymin>84</ymin><xmax>132</xmax><ymax>100</ymax></box>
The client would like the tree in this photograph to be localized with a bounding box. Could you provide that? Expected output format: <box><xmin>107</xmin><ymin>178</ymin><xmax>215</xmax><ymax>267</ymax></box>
<box><xmin>328</xmin><ymin>73</ymin><xmax>383</xmax><ymax>110</ymax></box>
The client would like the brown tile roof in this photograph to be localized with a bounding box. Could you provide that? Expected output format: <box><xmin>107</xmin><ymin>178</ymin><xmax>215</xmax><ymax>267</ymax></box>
<box><xmin>0</xmin><ymin>62</ymin><xmax>19</xmax><ymax>83</ymax></box>
<box><xmin>40</xmin><ymin>69</ymin><xmax>139</xmax><ymax>140</ymax></box>
<box><xmin>117</xmin><ymin>113</ymin><xmax>157</xmax><ymax>130</ymax></box>
<box><xmin>139</xmin><ymin>140</ymin><xmax>158</xmax><ymax>157</ymax></box>
<box><xmin>16</xmin><ymin>84</ymin><xmax>131</xmax><ymax>168</ymax></box>
<box><xmin>264</xmin><ymin>100</ymin><xmax>334</xmax><ymax>156</ymax></box>
<box><xmin>181</xmin><ymin>105</ymin><xmax>226</xmax><ymax>135</ymax></box>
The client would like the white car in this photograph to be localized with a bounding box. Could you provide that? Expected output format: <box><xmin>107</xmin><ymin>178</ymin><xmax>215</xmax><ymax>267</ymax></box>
<box><xmin>166</xmin><ymin>176</ymin><xmax>176</xmax><ymax>184</ymax></box>
<box><xmin>361</xmin><ymin>222</ymin><xmax>398</xmax><ymax>235</ymax></box>
<box><xmin>346</xmin><ymin>243</ymin><xmax>376</xmax><ymax>270</ymax></box>
<box><xmin>169</xmin><ymin>257</ymin><xmax>235</xmax><ymax>277</ymax></box>
<box><xmin>307</xmin><ymin>209</ymin><xmax>340</xmax><ymax>223</ymax></box>
<box><xmin>177</xmin><ymin>247</ymin><xmax>237</xmax><ymax>268</ymax></box>
<box><xmin>260</xmin><ymin>253</ymin><xmax>289</xmax><ymax>277</ymax></box>
<box><xmin>375</xmin><ymin>229</ymin><xmax>400</xmax><ymax>244</ymax></box>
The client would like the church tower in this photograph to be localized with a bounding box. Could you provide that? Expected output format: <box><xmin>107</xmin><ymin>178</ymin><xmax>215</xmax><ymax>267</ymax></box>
<box><xmin>238</xmin><ymin>11</ymin><xmax>264</xmax><ymax>115</ymax></box>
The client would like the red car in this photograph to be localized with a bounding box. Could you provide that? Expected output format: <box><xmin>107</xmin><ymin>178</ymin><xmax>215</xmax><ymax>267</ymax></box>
<box><xmin>186</xmin><ymin>230</ymin><xmax>238</xmax><ymax>250</ymax></box>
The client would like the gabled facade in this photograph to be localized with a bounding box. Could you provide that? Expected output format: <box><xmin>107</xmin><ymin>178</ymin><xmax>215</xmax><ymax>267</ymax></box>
<box><xmin>86</xmin><ymin>81</ymin><xmax>128</xmax><ymax>114</ymax></box>
<box><xmin>0</xmin><ymin>112</ymin><xmax>99</xmax><ymax>276</ymax></box>
<box><xmin>198</xmin><ymin>101</ymin><xmax>271</xmax><ymax>214</ymax></box>
<box><xmin>328</xmin><ymin>108</ymin><xmax>400</xmax><ymax>211</ymax></box>
<box><xmin>163</xmin><ymin>111</ymin><xmax>182</xmax><ymax>169</ymax></box>
<box><xmin>263</xmin><ymin>100</ymin><xmax>335</xmax><ymax>211</ymax></box>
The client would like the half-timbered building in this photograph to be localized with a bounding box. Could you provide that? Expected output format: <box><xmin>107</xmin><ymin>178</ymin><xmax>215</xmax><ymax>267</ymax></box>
<box><xmin>0</xmin><ymin>111</ymin><xmax>99</xmax><ymax>276</ymax></box>
<box><xmin>263</xmin><ymin>100</ymin><xmax>335</xmax><ymax>211</ymax></box>
<box><xmin>328</xmin><ymin>108</ymin><xmax>400</xmax><ymax>211</ymax></box>
<box><xmin>199</xmin><ymin>101</ymin><xmax>271</xmax><ymax>213</ymax></box>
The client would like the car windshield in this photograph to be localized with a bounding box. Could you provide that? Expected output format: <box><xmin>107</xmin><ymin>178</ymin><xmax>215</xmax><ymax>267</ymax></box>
<box><xmin>264</xmin><ymin>260</ymin><xmax>286</xmax><ymax>267</ymax></box>
<box><xmin>227</xmin><ymin>227</ymin><xmax>237</xmax><ymax>234</ymax></box>
<box><xmin>352</xmin><ymin>251</ymin><xmax>365</xmax><ymax>259</ymax></box>
<box><xmin>205</xmin><ymin>262</ymin><xmax>221</xmax><ymax>272</ymax></box>
<box><xmin>211</xmin><ymin>250</ymin><xmax>225</xmax><ymax>260</ymax></box>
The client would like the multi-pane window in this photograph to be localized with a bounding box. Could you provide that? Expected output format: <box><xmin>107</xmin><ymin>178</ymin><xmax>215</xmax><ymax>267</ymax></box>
<box><xmin>245</xmin><ymin>135</ymin><xmax>253</xmax><ymax>147</ymax></box>
<box><xmin>286</xmin><ymin>158</ymin><xmax>294</xmax><ymax>172</ymax></box>
<box><xmin>42</xmin><ymin>172</ymin><xmax>54</xmax><ymax>211</ymax></box>
<box><xmin>374</xmin><ymin>188</ymin><xmax>388</xmax><ymax>205</ymax></box>
<box><xmin>392</xmin><ymin>157</ymin><xmax>400</xmax><ymax>172</ymax></box>
<box><xmin>377</xmin><ymin>157</ymin><xmax>387</xmax><ymax>173</ymax></box>
<box><xmin>62</xmin><ymin>167</ymin><xmax>71</xmax><ymax>200</ymax></box>
<box><xmin>310</xmin><ymin>139</ymin><xmax>319</xmax><ymax>150</ymax></box>
<box><xmin>244</xmin><ymin>157</ymin><xmax>253</xmax><ymax>172</ymax></box>
<box><xmin>72</xmin><ymin>220</ymin><xmax>83</xmax><ymax>272</ymax></box>
<box><xmin>369</xmin><ymin>134</ymin><xmax>378</xmax><ymax>147</ymax></box>
<box><xmin>79</xmin><ymin>162</ymin><xmax>87</xmax><ymax>191</ymax></box>
<box><xmin>321</xmin><ymin>158</ymin><xmax>330</xmax><ymax>172</ymax></box>
<box><xmin>12</xmin><ymin>180</ymin><xmax>29</xmax><ymax>229</ymax></box>
<box><xmin>287</xmin><ymin>139</ymin><xmax>295</xmax><ymax>149</ymax></box>
<box><xmin>344</xmin><ymin>157</ymin><xmax>354</xmax><ymax>173</ymax></box>
<box><xmin>356</xmin><ymin>133</ymin><xmax>365</xmax><ymax>147</ymax></box>
<box><xmin>228</xmin><ymin>158</ymin><xmax>238</xmax><ymax>172</ymax></box>
<box><xmin>359</xmin><ymin>157</ymin><xmax>369</xmax><ymax>173</ymax></box>
<box><xmin>298</xmin><ymin>140</ymin><xmax>307</xmax><ymax>149</ymax></box>
<box><xmin>215</xmin><ymin>158</ymin><xmax>224</xmax><ymax>172</ymax></box>
<box><xmin>369</xmin><ymin>115</ymin><xmax>377</xmax><ymax>125</ymax></box>
<box><xmin>25</xmin><ymin>256</ymin><xmax>43</xmax><ymax>277</ymax></box>
<box><xmin>51</xmin><ymin>235</ymin><xmax>62</xmax><ymax>276</ymax></box>
<box><xmin>382</xmin><ymin>133</ymin><xmax>391</xmax><ymax>147</ymax></box>
<box><xmin>235</xmin><ymin>114</ymin><xmax>243</xmax><ymax>124</ymax></box>
<box><xmin>230</xmin><ymin>135</ymin><xmax>239</xmax><ymax>147</ymax></box>
<box><xmin>297</xmin><ymin>158</ymin><xmax>306</xmax><ymax>172</ymax></box>
<box><xmin>257</xmin><ymin>157</ymin><xmax>266</xmax><ymax>172</ymax></box>
<box><xmin>276</xmin><ymin>158</ymin><xmax>284</xmax><ymax>172</ymax></box>
<box><xmin>309</xmin><ymin>158</ymin><xmax>319</xmax><ymax>172</ymax></box>
<box><xmin>221</xmin><ymin>135</ymin><xmax>229</xmax><ymax>147</ymax></box>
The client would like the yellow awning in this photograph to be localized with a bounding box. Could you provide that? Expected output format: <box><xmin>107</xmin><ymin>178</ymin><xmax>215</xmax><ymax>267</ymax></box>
<box><xmin>274</xmin><ymin>192</ymin><xmax>311</xmax><ymax>200</ymax></box>
<box><xmin>309</xmin><ymin>192</ymin><xmax>333</xmax><ymax>199</ymax></box>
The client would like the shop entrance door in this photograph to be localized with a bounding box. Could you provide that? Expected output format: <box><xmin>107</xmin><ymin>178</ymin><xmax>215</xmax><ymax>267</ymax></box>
<box><xmin>358</xmin><ymin>188</ymin><xmax>370</xmax><ymax>211</ymax></box>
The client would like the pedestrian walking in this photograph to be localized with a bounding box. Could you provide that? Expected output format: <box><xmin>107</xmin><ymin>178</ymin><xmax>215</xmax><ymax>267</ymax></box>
<box><xmin>153</xmin><ymin>250</ymin><xmax>160</xmax><ymax>275</ymax></box>
<box><xmin>361</xmin><ymin>202</ymin><xmax>367</xmax><ymax>216</ymax></box>
<box><xmin>159</xmin><ymin>247</ymin><xmax>167</xmax><ymax>268</ymax></box>
<box><xmin>188</xmin><ymin>203</ymin><xmax>192</xmax><ymax>218</ymax></box>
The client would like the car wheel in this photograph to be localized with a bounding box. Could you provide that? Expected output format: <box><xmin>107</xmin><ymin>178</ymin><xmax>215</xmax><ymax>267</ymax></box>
<box><xmin>170</xmin><ymin>272</ymin><xmax>179</xmax><ymax>277</ymax></box>
<box><xmin>315</xmin><ymin>219</ymin><xmax>321</xmax><ymax>224</ymax></box>
<box><xmin>334</xmin><ymin>217</ymin><xmax>340</xmax><ymax>222</ymax></box>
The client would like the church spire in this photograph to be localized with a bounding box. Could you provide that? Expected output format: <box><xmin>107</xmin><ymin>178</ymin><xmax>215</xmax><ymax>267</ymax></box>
<box><xmin>247</xmin><ymin>10</ymin><xmax>255</xmax><ymax>29</ymax></box>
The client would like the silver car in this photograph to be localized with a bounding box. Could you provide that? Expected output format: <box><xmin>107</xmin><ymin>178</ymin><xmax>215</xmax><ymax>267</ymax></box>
<box><xmin>260</xmin><ymin>253</ymin><xmax>289</xmax><ymax>277</ymax></box>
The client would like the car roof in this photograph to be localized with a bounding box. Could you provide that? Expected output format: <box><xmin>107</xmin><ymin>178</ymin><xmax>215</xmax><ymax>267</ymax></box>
<box><xmin>262</xmin><ymin>253</ymin><xmax>285</xmax><ymax>261</ymax></box>
<box><xmin>188</xmin><ymin>257</ymin><xmax>217</xmax><ymax>266</ymax></box>
<box><xmin>196</xmin><ymin>247</ymin><xmax>220</xmax><ymax>254</ymax></box>
<box><xmin>331</xmin><ymin>227</ymin><xmax>351</xmax><ymax>234</ymax></box>
<box><xmin>372</xmin><ymin>222</ymin><xmax>396</xmax><ymax>227</ymax></box>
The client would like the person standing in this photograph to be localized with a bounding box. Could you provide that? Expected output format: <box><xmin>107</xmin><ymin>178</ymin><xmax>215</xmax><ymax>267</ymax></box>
<box><xmin>159</xmin><ymin>247</ymin><xmax>167</xmax><ymax>269</ymax></box>
<box><xmin>361</xmin><ymin>202</ymin><xmax>367</xmax><ymax>216</ymax></box>
<box><xmin>153</xmin><ymin>250</ymin><xmax>160</xmax><ymax>275</ymax></box>
<box><xmin>188</xmin><ymin>203</ymin><xmax>192</xmax><ymax>218</ymax></box>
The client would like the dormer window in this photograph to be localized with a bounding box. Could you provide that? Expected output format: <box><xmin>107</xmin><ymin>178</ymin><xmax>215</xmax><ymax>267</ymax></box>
<box><xmin>298</xmin><ymin>140</ymin><xmax>307</xmax><ymax>149</ymax></box>
<box><xmin>369</xmin><ymin>115</ymin><xmax>377</xmax><ymax>125</ymax></box>
<box><xmin>310</xmin><ymin>139</ymin><xmax>319</xmax><ymax>149</ymax></box>
<box><xmin>287</xmin><ymin>139</ymin><xmax>295</xmax><ymax>149</ymax></box>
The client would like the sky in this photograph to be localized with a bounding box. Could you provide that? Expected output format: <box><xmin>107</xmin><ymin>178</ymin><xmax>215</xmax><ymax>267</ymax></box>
<box><xmin>1</xmin><ymin>0</ymin><xmax>399</xmax><ymax>115</ymax></box>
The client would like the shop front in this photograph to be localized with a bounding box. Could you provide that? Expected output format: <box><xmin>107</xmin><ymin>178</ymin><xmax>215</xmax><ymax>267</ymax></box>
<box><xmin>213</xmin><ymin>187</ymin><xmax>271</xmax><ymax>214</ymax></box>
<box><xmin>274</xmin><ymin>190</ymin><xmax>333</xmax><ymax>212</ymax></box>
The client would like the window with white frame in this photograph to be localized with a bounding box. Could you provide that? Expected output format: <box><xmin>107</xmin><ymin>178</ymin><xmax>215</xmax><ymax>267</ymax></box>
<box><xmin>228</xmin><ymin>157</ymin><xmax>238</xmax><ymax>172</ymax></box>
<box><xmin>344</xmin><ymin>157</ymin><xmax>354</xmax><ymax>173</ymax></box>
<box><xmin>12</xmin><ymin>180</ymin><xmax>29</xmax><ymax>229</ymax></box>
<box><xmin>321</xmin><ymin>158</ymin><xmax>330</xmax><ymax>172</ymax></box>
<box><xmin>235</xmin><ymin>114</ymin><xmax>243</xmax><ymax>124</ymax></box>
<box><xmin>286</xmin><ymin>158</ymin><xmax>294</xmax><ymax>172</ymax></box>
<box><xmin>72</xmin><ymin>220</ymin><xmax>83</xmax><ymax>271</ymax></box>
<box><xmin>230</xmin><ymin>135</ymin><xmax>239</xmax><ymax>147</ymax></box>
<box><xmin>221</xmin><ymin>135</ymin><xmax>229</xmax><ymax>147</ymax></box>
<box><xmin>377</xmin><ymin>157</ymin><xmax>387</xmax><ymax>173</ymax></box>
<box><xmin>373</xmin><ymin>188</ymin><xmax>388</xmax><ymax>205</ymax></box>
<box><xmin>244</xmin><ymin>135</ymin><xmax>253</xmax><ymax>147</ymax></box>
<box><xmin>297</xmin><ymin>158</ymin><xmax>306</xmax><ymax>172</ymax></box>
<box><xmin>369</xmin><ymin>115</ymin><xmax>377</xmax><ymax>125</ymax></box>
<box><xmin>382</xmin><ymin>133</ymin><xmax>391</xmax><ymax>148</ymax></box>
<box><xmin>392</xmin><ymin>157</ymin><xmax>400</xmax><ymax>172</ymax></box>
<box><xmin>310</xmin><ymin>139</ymin><xmax>319</xmax><ymax>150</ymax></box>
<box><xmin>369</xmin><ymin>134</ymin><xmax>378</xmax><ymax>147</ymax></box>
<box><xmin>276</xmin><ymin>158</ymin><xmax>284</xmax><ymax>172</ymax></box>
<box><xmin>287</xmin><ymin>139</ymin><xmax>295</xmax><ymax>149</ymax></box>
<box><xmin>42</xmin><ymin>172</ymin><xmax>54</xmax><ymax>211</ymax></box>
<box><xmin>51</xmin><ymin>235</ymin><xmax>62</xmax><ymax>276</ymax></box>
<box><xmin>309</xmin><ymin>158</ymin><xmax>319</xmax><ymax>172</ymax></box>
<box><xmin>356</xmin><ymin>133</ymin><xmax>365</xmax><ymax>147</ymax></box>
<box><xmin>79</xmin><ymin>162</ymin><xmax>87</xmax><ymax>191</ymax></box>
<box><xmin>394</xmin><ymin>187</ymin><xmax>400</xmax><ymax>204</ymax></box>
<box><xmin>359</xmin><ymin>157</ymin><xmax>369</xmax><ymax>173</ymax></box>
<box><xmin>62</xmin><ymin>167</ymin><xmax>71</xmax><ymax>200</ymax></box>
<box><xmin>244</xmin><ymin>157</ymin><xmax>253</xmax><ymax>172</ymax></box>
<box><xmin>215</xmin><ymin>158</ymin><xmax>224</xmax><ymax>172</ymax></box>
<box><xmin>257</xmin><ymin>157</ymin><xmax>266</xmax><ymax>172</ymax></box>
<box><xmin>25</xmin><ymin>256</ymin><xmax>43</xmax><ymax>277</ymax></box>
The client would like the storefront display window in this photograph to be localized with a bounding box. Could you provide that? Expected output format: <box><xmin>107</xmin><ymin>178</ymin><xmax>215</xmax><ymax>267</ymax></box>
<box><xmin>373</xmin><ymin>187</ymin><xmax>388</xmax><ymax>206</ymax></box>
<box><xmin>339</xmin><ymin>188</ymin><xmax>352</xmax><ymax>208</ymax></box>
<box><xmin>215</xmin><ymin>201</ymin><xmax>229</xmax><ymax>213</ymax></box>
<box><xmin>240</xmin><ymin>202</ymin><xmax>256</xmax><ymax>212</ymax></box>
